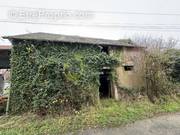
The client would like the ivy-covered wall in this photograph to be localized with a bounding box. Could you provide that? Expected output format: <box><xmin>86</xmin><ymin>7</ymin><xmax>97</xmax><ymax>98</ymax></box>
<box><xmin>10</xmin><ymin>40</ymin><xmax>118</xmax><ymax>114</ymax></box>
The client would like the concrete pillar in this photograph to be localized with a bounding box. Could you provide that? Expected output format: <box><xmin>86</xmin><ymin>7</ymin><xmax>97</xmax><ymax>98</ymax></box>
<box><xmin>0</xmin><ymin>74</ymin><xmax>4</xmax><ymax>94</ymax></box>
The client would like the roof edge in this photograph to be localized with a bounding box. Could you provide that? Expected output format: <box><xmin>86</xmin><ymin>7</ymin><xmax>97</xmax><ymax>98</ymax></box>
<box><xmin>3</xmin><ymin>32</ymin><xmax>143</xmax><ymax>48</ymax></box>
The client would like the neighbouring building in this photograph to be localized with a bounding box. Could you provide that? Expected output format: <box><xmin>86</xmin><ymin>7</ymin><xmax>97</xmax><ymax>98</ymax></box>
<box><xmin>0</xmin><ymin>45</ymin><xmax>11</xmax><ymax>69</ymax></box>
<box><xmin>0</xmin><ymin>45</ymin><xmax>11</xmax><ymax>92</ymax></box>
<box><xmin>4</xmin><ymin>33</ymin><xmax>144</xmax><ymax>100</ymax></box>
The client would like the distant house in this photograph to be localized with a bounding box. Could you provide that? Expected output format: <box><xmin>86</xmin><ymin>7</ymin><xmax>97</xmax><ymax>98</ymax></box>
<box><xmin>0</xmin><ymin>45</ymin><xmax>11</xmax><ymax>69</ymax></box>
<box><xmin>4</xmin><ymin>33</ymin><xmax>144</xmax><ymax>100</ymax></box>
<box><xmin>0</xmin><ymin>45</ymin><xmax>11</xmax><ymax>92</ymax></box>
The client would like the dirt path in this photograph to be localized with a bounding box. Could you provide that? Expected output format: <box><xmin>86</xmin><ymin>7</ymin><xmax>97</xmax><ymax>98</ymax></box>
<box><xmin>74</xmin><ymin>113</ymin><xmax>180</xmax><ymax>135</ymax></box>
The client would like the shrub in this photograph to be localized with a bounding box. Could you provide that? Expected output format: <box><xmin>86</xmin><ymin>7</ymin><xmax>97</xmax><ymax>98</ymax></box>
<box><xmin>134</xmin><ymin>37</ymin><xmax>179</xmax><ymax>102</ymax></box>
<box><xmin>163</xmin><ymin>49</ymin><xmax>180</xmax><ymax>83</ymax></box>
<box><xmin>144</xmin><ymin>52</ymin><xmax>174</xmax><ymax>102</ymax></box>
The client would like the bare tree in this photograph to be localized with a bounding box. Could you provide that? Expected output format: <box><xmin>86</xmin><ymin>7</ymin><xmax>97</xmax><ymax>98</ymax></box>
<box><xmin>133</xmin><ymin>36</ymin><xmax>178</xmax><ymax>103</ymax></box>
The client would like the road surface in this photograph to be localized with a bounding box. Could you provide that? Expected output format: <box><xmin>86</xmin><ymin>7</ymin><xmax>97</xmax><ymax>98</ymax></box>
<box><xmin>72</xmin><ymin>113</ymin><xmax>180</xmax><ymax>135</ymax></box>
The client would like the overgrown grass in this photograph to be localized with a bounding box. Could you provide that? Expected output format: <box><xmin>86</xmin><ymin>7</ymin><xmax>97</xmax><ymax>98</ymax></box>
<box><xmin>0</xmin><ymin>97</ymin><xmax>179</xmax><ymax>135</ymax></box>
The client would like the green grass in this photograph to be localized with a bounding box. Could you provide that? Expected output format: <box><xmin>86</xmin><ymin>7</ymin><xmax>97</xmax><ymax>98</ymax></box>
<box><xmin>0</xmin><ymin>97</ymin><xmax>180</xmax><ymax>135</ymax></box>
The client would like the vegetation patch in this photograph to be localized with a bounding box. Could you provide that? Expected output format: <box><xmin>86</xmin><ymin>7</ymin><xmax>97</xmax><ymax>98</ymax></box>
<box><xmin>0</xmin><ymin>98</ymin><xmax>179</xmax><ymax>135</ymax></box>
<box><xmin>10</xmin><ymin>41</ymin><xmax>118</xmax><ymax>114</ymax></box>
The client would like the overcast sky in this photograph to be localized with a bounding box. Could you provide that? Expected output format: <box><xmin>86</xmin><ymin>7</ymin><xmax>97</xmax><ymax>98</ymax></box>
<box><xmin>0</xmin><ymin>0</ymin><xmax>180</xmax><ymax>46</ymax></box>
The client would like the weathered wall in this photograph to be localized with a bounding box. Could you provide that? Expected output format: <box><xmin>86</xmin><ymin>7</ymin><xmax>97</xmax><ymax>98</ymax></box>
<box><xmin>110</xmin><ymin>46</ymin><xmax>144</xmax><ymax>91</ymax></box>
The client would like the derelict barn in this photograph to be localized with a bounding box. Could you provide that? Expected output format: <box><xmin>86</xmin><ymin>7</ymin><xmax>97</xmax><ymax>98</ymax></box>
<box><xmin>4</xmin><ymin>33</ymin><xmax>144</xmax><ymax>101</ymax></box>
<box><xmin>4</xmin><ymin>32</ymin><xmax>145</xmax><ymax>114</ymax></box>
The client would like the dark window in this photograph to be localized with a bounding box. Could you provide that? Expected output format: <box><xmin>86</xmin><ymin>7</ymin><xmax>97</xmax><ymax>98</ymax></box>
<box><xmin>101</xmin><ymin>46</ymin><xmax>109</xmax><ymax>54</ymax></box>
<box><xmin>124</xmin><ymin>66</ymin><xmax>134</xmax><ymax>71</ymax></box>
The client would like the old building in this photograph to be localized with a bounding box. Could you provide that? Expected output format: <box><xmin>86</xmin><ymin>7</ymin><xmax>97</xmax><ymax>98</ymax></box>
<box><xmin>4</xmin><ymin>33</ymin><xmax>144</xmax><ymax>100</ymax></box>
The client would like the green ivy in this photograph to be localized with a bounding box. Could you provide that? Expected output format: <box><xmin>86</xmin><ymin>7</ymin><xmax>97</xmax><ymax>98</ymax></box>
<box><xmin>10</xmin><ymin>41</ymin><xmax>118</xmax><ymax>114</ymax></box>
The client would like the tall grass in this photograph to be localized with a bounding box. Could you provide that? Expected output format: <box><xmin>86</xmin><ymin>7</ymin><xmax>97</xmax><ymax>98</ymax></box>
<box><xmin>0</xmin><ymin>98</ymin><xmax>179</xmax><ymax>135</ymax></box>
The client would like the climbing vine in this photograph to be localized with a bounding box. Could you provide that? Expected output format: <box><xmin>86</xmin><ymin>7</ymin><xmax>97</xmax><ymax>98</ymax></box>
<box><xmin>10</xmin><ymin>41</ymin><xmax>118</xmax><ymax>114</ymax></box>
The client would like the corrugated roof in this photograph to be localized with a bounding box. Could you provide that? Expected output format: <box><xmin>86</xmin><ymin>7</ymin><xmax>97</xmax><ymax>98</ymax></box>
<box><xmin>3</xmin><ymin>32</ymin><xmax>136</xmax><ymax>47</ymax></box>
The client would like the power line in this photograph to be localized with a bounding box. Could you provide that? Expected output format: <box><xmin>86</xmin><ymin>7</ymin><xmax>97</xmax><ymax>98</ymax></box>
<box><xmin>1</xmin><ymin>19</ymin><xmax>180</xmax><ymax>28</ymax></box>
<box><xmin>1</xmin><ymin>5</ymin><xmax>180</xmax><ymax>16</ymax></box>
<box><xmin>2</xmin><ymin>19</ymin><xmax>180</xmax><ymax>27</ymax></box>
<box><xmin>1</xmin><ymin>20</ymin><xmax>180</xmax><ymax>32</ymax></box>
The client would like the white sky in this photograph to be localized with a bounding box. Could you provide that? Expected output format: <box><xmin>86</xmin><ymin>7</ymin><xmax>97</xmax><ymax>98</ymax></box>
<box><xmin>0</xmin><ymin>0</ymin><xmax>180</xmax><ymax>46</ymax></box>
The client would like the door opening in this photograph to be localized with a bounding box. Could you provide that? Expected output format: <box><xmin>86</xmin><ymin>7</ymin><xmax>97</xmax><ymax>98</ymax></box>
<box><xmin>99</xmin><ymin>69</ymin><xmax>111</xmax><ymax>98</ymax></box>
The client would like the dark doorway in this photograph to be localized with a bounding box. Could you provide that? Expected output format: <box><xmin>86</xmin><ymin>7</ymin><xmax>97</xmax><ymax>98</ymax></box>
<box><xmin>99</xmin><ymin>70</ymin><xmax>111</xmax><ymax>98</ymax></box>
